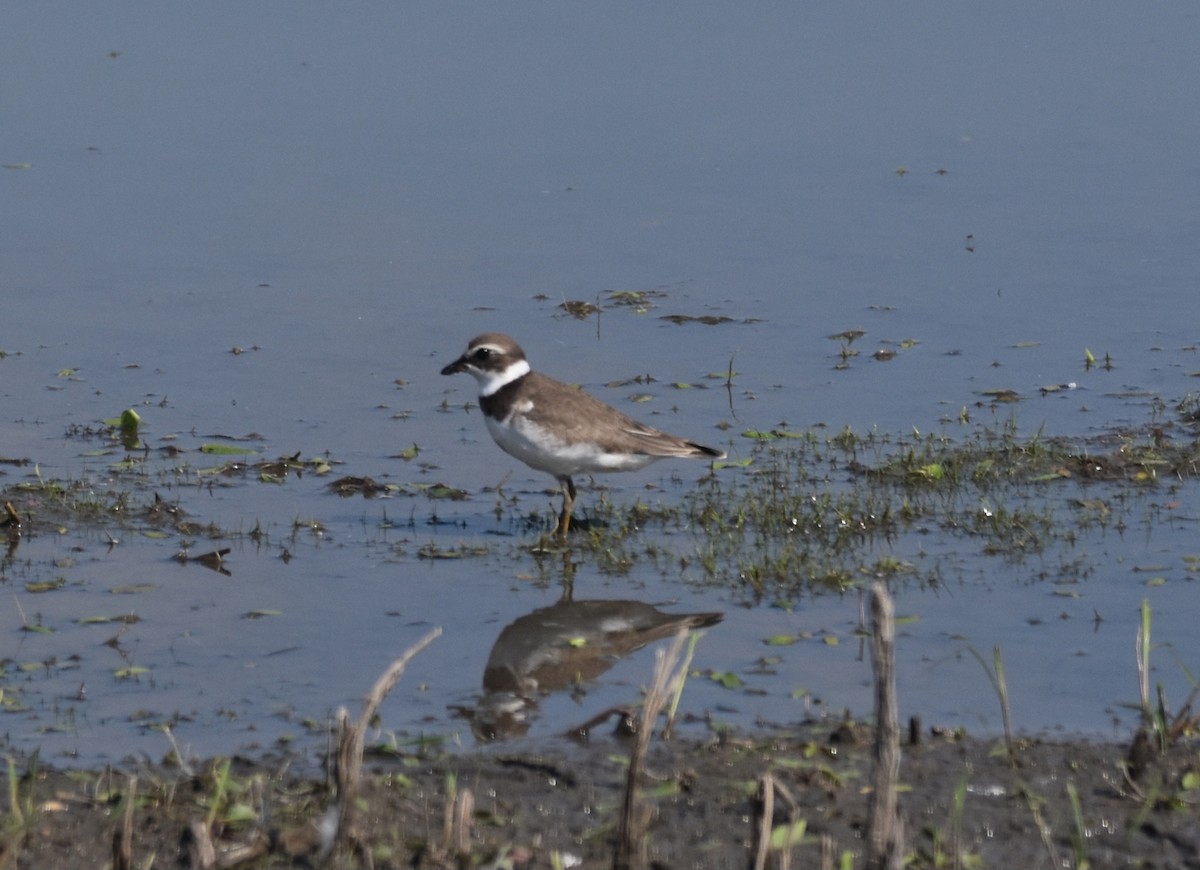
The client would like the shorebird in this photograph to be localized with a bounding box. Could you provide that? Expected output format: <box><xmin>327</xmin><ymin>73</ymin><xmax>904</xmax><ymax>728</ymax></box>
<box><xmin>441</xmin><ymin>333</ymin><xmax>725</xmax><ymax>536</ymax></box>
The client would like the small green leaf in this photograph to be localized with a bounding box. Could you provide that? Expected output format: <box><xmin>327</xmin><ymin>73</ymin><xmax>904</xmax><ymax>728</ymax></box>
<box><xmin>764</xmin><ymin>635</ymin><xmax>799</xmax><ymax>646</ymax></box>
<box><xmin>714</xmin><ymin>457</ymin><xmax>753</xmax><ymax>469</ymax></box>
<box><xmin>78</xmin><ymin>614</ymin><xmax>140</xmax><ymax>625</ymax></box>
<box><xmin>822</xmin><ymin>635</ymin><xmax>839</xmax><ymax>646</ymax></box>
<box><xmin>0</xmin><ymin>694</ymin><xmax>29</xmax><ymax>713</ymax></box>
<box><xmin>916</xmin><ymin>462</ymin><xmax>944</xmax><ymax>480</ymax></box>
<box><xmin>223</xmin><ymin>803</ymin><xmax>258</xmax><ymax>823</ymax></box>
<box><xmin>200</xmin><ymin>443</ymin><xmax>259</xmax><ymax>456</ymax></box>
<box><xmin>422</xmin><ymin>484</ymin><xmax>470</xmax><ymax>500</ymax></box>
<box><xmin>114</xmin><ymin>666</ymin><xmax>149</xmax><ymax>679</ymax></box>
<box><xmin>708</xmin><ymin>671</ymin><xmax>743</xmax><ymax>690</ymax></box>
<box><xmin>770</xmin><ymin>819</ymin><xmax>807</xmax><ymax>850</ymax></box>
<box><xmin>242</xmin><ymin>609</ymin><xmax>282</xmax><ymax>619</ymax></box>
<box><xmin>25</xmin><ymin>578</ymin><xmax>66</xmax><ymax>593</ymax></box>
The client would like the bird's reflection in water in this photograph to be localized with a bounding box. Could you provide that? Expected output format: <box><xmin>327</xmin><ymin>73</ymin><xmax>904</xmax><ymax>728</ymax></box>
<box><xmin>457</xmin><ymin>599</ymin><xmax>722</xmax><ymax>742</ymax></box>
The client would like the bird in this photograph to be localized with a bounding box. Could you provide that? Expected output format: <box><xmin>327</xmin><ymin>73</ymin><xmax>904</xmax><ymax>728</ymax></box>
<box><xmin>473</xmin><ymin>599</ymin><xmax>723</xmax><ymax>738</ymax></box>
<box><xmin>441</xmin><ymin>333</ymin><xmax>725</xmax><ymax>537</ymax></box>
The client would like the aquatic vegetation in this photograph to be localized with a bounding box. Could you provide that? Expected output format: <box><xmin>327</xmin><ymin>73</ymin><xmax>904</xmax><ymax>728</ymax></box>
<box><xmin>560</xmin><ymin>414</ymin><xmax>1200</xmax><ymax>602</ymax></box>
<box><xmin>3</xmin><ymin>386</ymin><xmax>1199</xmax><ymax>786</ymax></box>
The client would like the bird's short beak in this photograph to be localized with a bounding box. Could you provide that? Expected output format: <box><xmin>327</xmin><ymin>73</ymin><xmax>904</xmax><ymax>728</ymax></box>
<box><xmin>441</xmin><ymin>357</ymin><xmax>467</xmax><ymax>376</ymax></box>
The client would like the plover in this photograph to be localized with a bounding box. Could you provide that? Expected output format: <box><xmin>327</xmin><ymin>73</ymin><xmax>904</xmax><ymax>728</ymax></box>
<box><xmin>441</xmin><ymin>333</ymin><xmax>725</xmax><ymax>536</ymax></box>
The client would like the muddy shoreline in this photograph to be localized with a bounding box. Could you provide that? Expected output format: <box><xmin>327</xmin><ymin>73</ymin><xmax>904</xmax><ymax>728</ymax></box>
<box><xmin>6</xmin><ymin>719</ymin><xmax>1198</xmax><ymax>869</ymax></box>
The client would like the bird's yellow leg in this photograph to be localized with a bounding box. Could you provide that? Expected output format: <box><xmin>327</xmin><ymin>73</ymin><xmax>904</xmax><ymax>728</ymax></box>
<box><xmin>555</xmin><ymin>476</ymin><xmax>576</xmax><ymax>538</ymax></box>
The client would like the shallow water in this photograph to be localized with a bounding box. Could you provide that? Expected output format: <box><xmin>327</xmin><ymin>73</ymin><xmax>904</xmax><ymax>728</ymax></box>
<box><xmin>2</xmin><ymin>3</ymin><xmax>1199</xmax><ymax>767</ymax></box>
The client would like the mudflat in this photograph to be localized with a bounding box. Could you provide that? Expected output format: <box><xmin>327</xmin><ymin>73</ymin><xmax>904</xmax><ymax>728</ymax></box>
<box><xmin>6</xmin><ymin>721</ymin><xmax>1197</xmax><ymax>868</ymax></box>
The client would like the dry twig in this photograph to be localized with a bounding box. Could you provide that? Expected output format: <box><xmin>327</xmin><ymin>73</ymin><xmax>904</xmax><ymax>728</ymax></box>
<box><xmin>614</xmin><ymin>628</ymin><xmax>691</xmax><ymax>870</ymax></box>
<box><xmin>111</xmin><ymin>775</ymin><xmax>136</xmax><ymax>870</ymax></box>
<box><xmin>332</xmin><ymin>627</ymin><xmax>443</xmax><ymax>853</ymax></box>
<box><xmin>865</xmin><ymin>582</ymin><xmax>903</xmax><ymax>870</ymax></box>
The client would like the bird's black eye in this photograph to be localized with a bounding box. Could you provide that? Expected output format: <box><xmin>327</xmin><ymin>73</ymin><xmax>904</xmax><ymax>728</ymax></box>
<box><xmin>473</xmin><ymin>348</ymin><xmax>492</xmax><ymax>360</ymax></box>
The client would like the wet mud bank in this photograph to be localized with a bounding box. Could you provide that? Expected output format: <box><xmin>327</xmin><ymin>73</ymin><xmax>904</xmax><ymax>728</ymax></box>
<box><xmin>5</xmin><ymin>722</ymin><xmax>1199</xmax><ymax>868</ymax></box>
